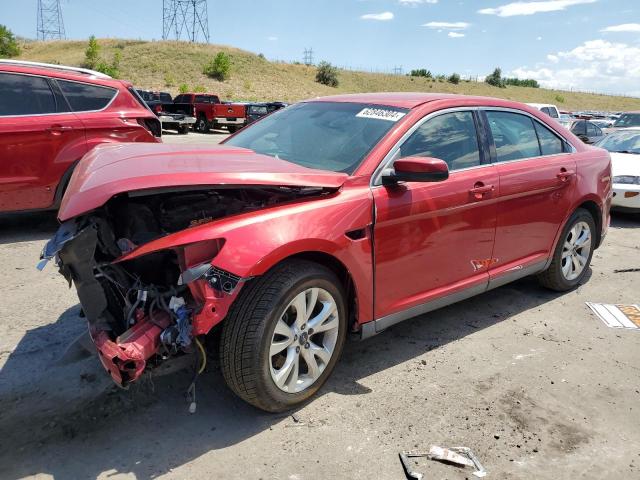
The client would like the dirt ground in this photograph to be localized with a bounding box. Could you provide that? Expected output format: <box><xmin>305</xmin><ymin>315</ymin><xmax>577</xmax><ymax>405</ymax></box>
<box><xmin>1</xmin><ymin>135</ymin><xmax>638</xmax><ymax>479</ymax></box>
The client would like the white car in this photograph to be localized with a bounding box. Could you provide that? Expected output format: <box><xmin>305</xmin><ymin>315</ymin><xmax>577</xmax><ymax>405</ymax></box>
<box><xmin>595</xmin><ymin>128</ymin><xmax>640</xmax><ymax>213</ymax></box>
<box><xmin>526</xmin><ymin>103</ymin><xmax>561</xmax><ymax>121</ymax></box>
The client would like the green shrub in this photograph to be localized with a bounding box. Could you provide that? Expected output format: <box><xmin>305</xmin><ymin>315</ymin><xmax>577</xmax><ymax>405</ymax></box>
<box><xmin>0</xmin><ymin>24</ymin><xmax>20</xmax><ymax>58</ymax></box>
<box><xmin>410</xmin><ymin>69</ymin><xmax>432</xmax><ymax>78</ymax></box>
<box><xmin>179</xmin><ymin>83</ymin><xmax>189</xmax><ymax>94</ymax></box>
<box><xmin>555</xmin><ymin>94</ymin><xmax>565</xmax><ymax>104</ymax></box>
<box><xmin>315</xmin><ymin>61</ymin><xmax>339</xmax><ymax>87</ymax></box>
<box><xmin>194</xmin><ymin>84</ymin><xmax>205</xmax><ymax>93</ymax></box>
<box><xmin>485</xmin><ymin>67</ymin><xmax>506</xmax><ymax>88</ymax></box>
<box><xmin>447</xmin><ymin>73</ymin><xmax>461</xmax><ymax>85</ymax></box>
<box><xmin>83</xmin><ymin>35</ymin><xmax>100</xmax><ymax>69</ymax></box>
<box><xmin>95</xmin><ymin>50</ymin><xmax>121</xmax><ymax>78</ymax></box>
<box><xmin>203</xmin><ymin>52</ymin><xmax>231</xmax><ymax>81</ymax></box>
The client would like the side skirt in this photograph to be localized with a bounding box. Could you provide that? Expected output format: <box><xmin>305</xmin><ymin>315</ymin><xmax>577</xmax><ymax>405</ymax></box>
<box><xmin>360</xmin><ymin>260</ymin><xmax>547</xmax><ymax>340</ymax></box>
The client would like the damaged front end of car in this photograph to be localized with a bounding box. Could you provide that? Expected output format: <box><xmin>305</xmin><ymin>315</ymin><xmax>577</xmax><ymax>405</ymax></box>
<box><xmin>39</xmin><ymin>186</ymin><xmax>325</xmax><ymax>387</ymax></box>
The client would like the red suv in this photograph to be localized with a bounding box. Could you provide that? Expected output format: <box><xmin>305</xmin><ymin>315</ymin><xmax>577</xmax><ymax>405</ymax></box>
<box><xmin>0</xmin><ymin>60</ymin><xmax>161</xmax><ymax>213</ymax></box>
<box><xmin>41</xmin><ymin>93</ymin><xmax>611</xmax><ymax>412</ymax></box>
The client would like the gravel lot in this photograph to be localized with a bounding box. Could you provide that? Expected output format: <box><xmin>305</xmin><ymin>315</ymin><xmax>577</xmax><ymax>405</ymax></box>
<box><xmin>0</xmin><ymin>132</ymin><xmax>638</xmax><ymax>479</ymax></box>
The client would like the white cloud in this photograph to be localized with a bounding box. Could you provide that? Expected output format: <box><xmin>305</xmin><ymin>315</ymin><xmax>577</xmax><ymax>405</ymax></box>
<box><xmin>422</xmin><ymin>21</ymin><xmax>470</xmax><ymax>30</ymax></box>
<box><xmin>537</xmin><ymin>36</ymin><xmax>543</xmax><ymax>40</ymax></box>
<box><xmin>479</xmin><ymin>0</ymin><xmax>596</xmax><ymax>17</ymax></box>
<box><xmin>399</xmin><ymin>0</ymin><xmax>438</xmax><ymax>5</ymax></box>
<box><xmin>267</xmin><ymin>36</ymin><xmax>278</xmax><ymax>41</ymax></box>
<box><xmin>511</xmin><ymin>39</ymin><xmax>640</xmax><ymax>96</ymax></box>
<box><xmin>361</xmin><ymin>11</ymin><xmax>394</xmax><ymax>20</ymax></box>
<box><xmin>448</xmin><ymin>32</ymin><xmax>465</xmax><ymax>38</ymax></box>
<box><xmin>601</xmin><ymin>23</ymin><xmax>640</xmax><ymax>33</ymax></box>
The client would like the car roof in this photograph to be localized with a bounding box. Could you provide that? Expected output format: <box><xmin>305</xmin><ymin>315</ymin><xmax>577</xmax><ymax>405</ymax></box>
<box><xmin>0</xmin><ymin>60</ymin><xmax>126</xmax><ymax>88</ymax></box>
<box><xmin>310</xmin><ymin>92</ymin><xmax>545</xmax><ymax>110</ymax></box>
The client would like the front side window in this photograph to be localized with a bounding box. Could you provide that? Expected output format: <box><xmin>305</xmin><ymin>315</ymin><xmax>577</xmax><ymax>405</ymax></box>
<box><xmin>486</xmin><ymin>111</ymin><xmax>540</xmax><ymax>162</ymax></box>
<box><xmin>58</xmin><ymin>80</ymin><xmax>116</xmax><ymax>112</ymax></box>
<box><xmin>225</xmin><ymin>102</ymin><xmax>407</xmax><ymax>174</ymax></box>
<box><xmin>400</xmin><ymin>111</ymin><xmax>481</xmax><ymax>171</ymax></box>
<box><xmin>0</xmin><ymin>73</ymin><xmax>57</xmax><ymax>116</ymax></box>
<box><xmin>534</xmin><ymin>121</ymin><xmax>564</xmax><ymax>155</ymax></box>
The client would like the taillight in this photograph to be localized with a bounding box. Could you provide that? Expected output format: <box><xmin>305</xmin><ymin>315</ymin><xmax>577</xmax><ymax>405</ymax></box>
<box><xmin>154</xmin><ymin>104</ymin><xmax>162</xmax><ymax>114</ymax></box>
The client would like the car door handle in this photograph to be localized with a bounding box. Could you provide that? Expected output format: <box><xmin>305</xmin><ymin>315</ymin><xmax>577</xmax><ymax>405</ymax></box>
<box><xmin>469</xmin><ymin>183</ymin><xmax>495</xmax><ymax>199</ymax></box>
<box><xmin>557</xmin><ymin>169</ymin><xmax>576</xmax><ymax>182</ymax></box>
<box><xmin>47</xmin><ymin>125</ymin><xmax>74</xmax><ymax>133</ymax></box>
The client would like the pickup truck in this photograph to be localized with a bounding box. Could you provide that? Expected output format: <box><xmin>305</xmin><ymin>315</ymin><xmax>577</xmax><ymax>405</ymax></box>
<box><xmin>173</xmin><ymin>93</ymin><xmax>246</xmax><ymax>133</ymax></box>
<box><xmin>136</xmin><ymin>89</ymin><xmax>196</xmax><ymax>134</ymax></box>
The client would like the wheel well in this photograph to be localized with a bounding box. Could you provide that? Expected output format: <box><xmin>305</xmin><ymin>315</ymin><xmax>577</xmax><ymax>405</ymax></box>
<box><xmin>287</xmin><ymin>252</ymin><xmax>358</xmax><ymax>330</ymax></box>
<box><xmin>53</xmin><ymin>161</ymin><xmax>79</xmax><ymax>208</ymax></box>
<box><xmin>577</xmin><ymin>200</ymin><xmax>602</xmax><ymax>248</ymax></box>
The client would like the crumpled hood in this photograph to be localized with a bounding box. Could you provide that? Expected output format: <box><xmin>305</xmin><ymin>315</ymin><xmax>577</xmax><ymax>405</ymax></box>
<box><xmin>59</xmin><ymin>143</ymin><xmax>348</xmax><ymax>220</ymax></box>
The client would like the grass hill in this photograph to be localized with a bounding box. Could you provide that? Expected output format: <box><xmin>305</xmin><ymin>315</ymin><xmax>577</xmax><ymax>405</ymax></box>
<box><xmin>15</xmin><ymin>39</ymin><xmax>640</xmax><ymax>111</ymax></box>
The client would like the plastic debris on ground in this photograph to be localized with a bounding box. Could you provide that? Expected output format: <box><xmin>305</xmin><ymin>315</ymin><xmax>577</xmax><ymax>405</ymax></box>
<box><xmin>586</xmin><ymin>302</ymin><xmax>640</xmax><ymax>330</ymax></box>
<box><xmin>399</xmin><ymin>445</ymin><xmax>487</xmax><ymax>479</ymax></box>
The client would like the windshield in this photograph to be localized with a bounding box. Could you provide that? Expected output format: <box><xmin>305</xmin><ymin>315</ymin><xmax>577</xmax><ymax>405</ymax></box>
<box><xmin>225</xmin><ymin>102</ymin><xmax>408</xmax><ymax>174</ymax></box>
<box><xmin>613</xmin><ymin>113</ymin><xmax>640</xmax><ymax>128</ymax></box>
<box><xmin>595</xmin><ymin>131</ymin><xmax>640</xmax><ymax>154</ymax></box>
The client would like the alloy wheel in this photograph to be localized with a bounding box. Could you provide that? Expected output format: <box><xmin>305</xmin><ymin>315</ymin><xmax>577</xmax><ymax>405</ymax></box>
<box><xmin>561</xmin><ymin>221</ymin><xmax>592</xmax><ymax>281</ymax></box>
<box><xmin>269</xmin><ymin>288</ymin><xmax>339</xmax><ymax>393</ymax></box>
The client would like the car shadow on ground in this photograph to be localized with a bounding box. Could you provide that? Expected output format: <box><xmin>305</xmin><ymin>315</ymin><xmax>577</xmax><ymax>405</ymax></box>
<box><xmin>0</xmin><ymin>273</ymin><xmax>574</xmax><ymax>479</ymax></box>
<box><xmin>0</xmin><ymin>211</ymin><xmax>59</xmax><ymax>245</ymax></box>
<box><xmin>610</xmin><ymin>211</ymin><xmax>639</xmax><ymax>229</ymax></box>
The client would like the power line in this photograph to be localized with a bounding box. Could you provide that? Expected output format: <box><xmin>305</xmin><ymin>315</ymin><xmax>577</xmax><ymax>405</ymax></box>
<box><xmin>303</xmin><ymin>48</ymin><xmax>314</xmax><ymax>66</ymax></box>
<box><xmin>37</xmin><ymin>0</ymin><xmax>65</xmax><ymax>40</ymax></box>
<box><xmin>162</xmin><ymin>0</ymin><xmax>210</xmax><ymax>43</ymax></box>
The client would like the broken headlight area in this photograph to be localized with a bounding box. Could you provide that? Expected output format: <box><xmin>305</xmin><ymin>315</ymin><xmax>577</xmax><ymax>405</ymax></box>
<box><xmin>40</xmin><ymin>186</ymin><xmax>309</xmax><ymax>387</ymax></box>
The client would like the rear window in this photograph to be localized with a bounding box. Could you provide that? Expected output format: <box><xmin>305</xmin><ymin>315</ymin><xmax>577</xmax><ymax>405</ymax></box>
<box><xmin>158</xmin><ymin>92</ymin><xmax>173</xmax><ymax>103</ymax></box>
<box><xmin>194</xmin><ymin>95</ymin><xmax>209</xmax><ymax>103</ymax></box>
<box><xmin>0</xmin><ymin>72</ymin><xmax>57</xmax><ymax>116</ymax></box>
<box><xmin>248</xmin><ymin>105</ymin><xmax>268</xmax><ymax>115</ymax></box>
<box><xmin>58</xmin><ymin>80</ymin><xmax>116</xmax><ymax>112</ymax></box>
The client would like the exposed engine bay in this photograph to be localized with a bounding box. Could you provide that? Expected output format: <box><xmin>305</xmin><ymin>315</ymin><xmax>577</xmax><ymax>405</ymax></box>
<box><xmin>40</xmin><ymin>186</ymin><xmax>330</xmax><ymax>388</ymax></box>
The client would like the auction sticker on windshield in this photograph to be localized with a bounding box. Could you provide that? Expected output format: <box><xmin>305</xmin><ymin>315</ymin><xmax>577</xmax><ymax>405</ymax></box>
<box><xmin>356</xmin><ymin>107</ymin><xmax>406</xmax><ymax>122</ymax></box>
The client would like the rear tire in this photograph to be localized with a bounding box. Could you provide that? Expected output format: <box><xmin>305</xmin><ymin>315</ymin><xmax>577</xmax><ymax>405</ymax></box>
<box><xmin>220</xmin><ymin>260</ymin><xmax>347</xmax><ymax>412</ymax></box>
<box><xmin>195</xmin><ymin>115</ymin><xmax>209</xmax><ymax>133</ymax></box>
<box><xmin>178</xmin><ymin>125</ymin><xmax>189</xmax><ymax>134</ymax></box>
<box><xmin>227</xmin><ymin>126</ymin><xmax>237</xmax><ymax>134</ymax></box>
<box><xmin>538</xmin><ymin>208</ymin><xmax>595</xmax><ymax>291</ymax></box>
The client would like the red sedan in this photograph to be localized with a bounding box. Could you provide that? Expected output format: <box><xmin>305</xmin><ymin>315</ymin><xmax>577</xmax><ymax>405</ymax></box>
<box><xmin>41</xmin><ymin>93</ymin><xmax>612</xmax><ymax>412</ymax></box>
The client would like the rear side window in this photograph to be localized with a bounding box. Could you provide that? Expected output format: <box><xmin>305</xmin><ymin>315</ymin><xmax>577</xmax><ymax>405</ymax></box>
<box><xmin>534</xmin><ymin>121</ymin><xmax>564</xmax><ymax>155</ymax></box>
<box><xmin>400</xmin><ymin>111</ymin><xmax>482</xmax><ymax>171</ymax></box>
<box><xmin>486</xmin><ymin>111</ymin><xmax>541</xmax><ymax>162</ymax></box>
<box><xmin>587</xmin><ymin>122</ymin><xmax>600</xmax><ymax>136</ymax></box>
<box><xmin>0</xmin><ymin>73</ymin><xmax>57</xmax><ymax>116</ymax></box>
<box><xmin>58</xmin><ymin>80</ymin><xmax>116</xmax><ymax>112</ymax></box>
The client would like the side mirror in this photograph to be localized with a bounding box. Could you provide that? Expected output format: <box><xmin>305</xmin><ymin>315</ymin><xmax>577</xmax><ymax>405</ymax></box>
<box><xmin>382</xmin><ymin>157</ymin><xmax>449</xmax><ymax>185</ymax></box>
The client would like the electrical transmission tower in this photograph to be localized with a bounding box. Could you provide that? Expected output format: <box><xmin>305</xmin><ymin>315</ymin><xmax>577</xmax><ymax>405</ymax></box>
<box><xmin>162</xmin><ymin>0</ymin><xmax>210</xmax><ymax>43</ymax></box>
<box><xmin>37</xmin><ymin>0</ymin><xmax>66</xmax><ymax>40</ymax></box>
<box><xmin>303</xmin><ymin>48</ymin><xmax>314</xmax><ymax>66</ymax></box>
<box><xmin>393</xmin><ymin>66</ymin><xmax>403</xmax><ymax>75</ymax></box>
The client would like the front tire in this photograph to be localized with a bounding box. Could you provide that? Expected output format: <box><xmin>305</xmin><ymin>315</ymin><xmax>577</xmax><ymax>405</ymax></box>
<box><xmin>195</xmin><ymin>115</ymin><xmax>209</xmax><ymax>133</ymax></box>
<box><xmin>538</xmin><ymin>208</ymin><xmax>595</xmax><ymax>291</ymax></box>
<box><xmin>220</xmin><ymin>260</ymin><xmax>347</xmax><ymax>412</ymax></box>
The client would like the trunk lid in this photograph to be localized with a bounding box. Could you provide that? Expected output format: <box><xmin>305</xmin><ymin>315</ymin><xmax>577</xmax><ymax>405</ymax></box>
<box><xmin>59</xmin><ymin>143</ymin><xmax>348</xmax><ymax>221</ymax></box>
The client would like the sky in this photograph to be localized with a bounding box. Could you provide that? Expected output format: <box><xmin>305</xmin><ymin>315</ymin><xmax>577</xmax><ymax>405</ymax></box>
<box><xmin>2</xmin><ymin>0</ymin><xmax>639</xmax><ymax>95</ymax></box>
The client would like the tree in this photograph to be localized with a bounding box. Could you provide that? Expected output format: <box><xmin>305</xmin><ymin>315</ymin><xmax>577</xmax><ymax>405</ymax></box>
<box><xmin>447</xmin><ymin>73</ymin><xmax>460</xmax><ymax>85</ymax></box>
<box><xmin>485</xmin><ymin>67</ymin><xmax>505</xmax><ymax>88</ymax></box>
<box><xmin>83</xmin><ymin>35</ymin><xmax>100</xmax><ymax>69</ymax></box>
<box><xmin>0</xmin><ymin>24</ymin><xmax>20</xmax><ymax>58</ymax></box>
<box><xmin>315</xmin><ymin>61</ymin><xmax>339</xmax><ymax>87</ymax></box>
<box><xmin>410</xmin><ymin>68</ymin><xmax>432</xmax><ymax>78</ymax></box>
<box><xmin>203</xmin><ymin>52</ymin><xmax>231</xmax><ymax>81</ymax></box>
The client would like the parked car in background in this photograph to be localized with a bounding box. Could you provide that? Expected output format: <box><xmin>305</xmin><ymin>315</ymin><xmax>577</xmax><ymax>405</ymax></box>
<box><xmin>41</xmin><ymin>92</ymin><xmax>611</xmax><ymax>412</ymax></box>
<box><xmin>0</xmin><ymin>60</ymin><xmax>161</xmax><ymax>214</ymax></box>
<box><xmin>568</xmin><ymin>119</ymin><xmax>605</xmax><ymax>144</ymax></box>
<box><xmin>609</xmin><ymin>112</ymin><xmax>640</xmax><ymax>131</ymax></box>
<box><xmin>136</xmin><ymin>89</ymin><xmax>195</xmax><ymax>134</ymax></box>
<box><xmin>243</xmin><ymin>101</ymin><xmax>288</xmax><ymax>126</ymax></box>
<box><xmin>558</xmin><ymin>112</ymin><xmax>573</xmax><ymax>127</ymax></box>
<box><xmin>591</xmin><ymin>119</ymin><xmax>614</xmax><ymax>129</ymax></box>
<box><xmin>595</xmin><ymin>128</ymin><xmax>640</xmax><ymax>213</ymax></box>
<box><xmin>173</xmin><ymin>93</ymin><xmax>246</xmax><ymax>133</ymax></box>
<box><xmin>526</xmin><ymin>103</ymin><xmax>560</xmax><ymax>120</ymax></box>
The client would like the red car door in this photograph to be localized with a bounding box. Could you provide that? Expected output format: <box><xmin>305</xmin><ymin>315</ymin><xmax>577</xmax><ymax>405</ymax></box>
<box><xmin>483</xmin><ymin>109</ymin><xmax>577</xmax><ymax>285</ymax></box>
<box><xmin>372</xmin><ymin>110</ymin><xmax>498</xmax><ymax>325</ymax></box>
<box><xmin>0</xmin><ymin>72</ymin><xmax>86</xmax><ymax>212</ymax></box>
